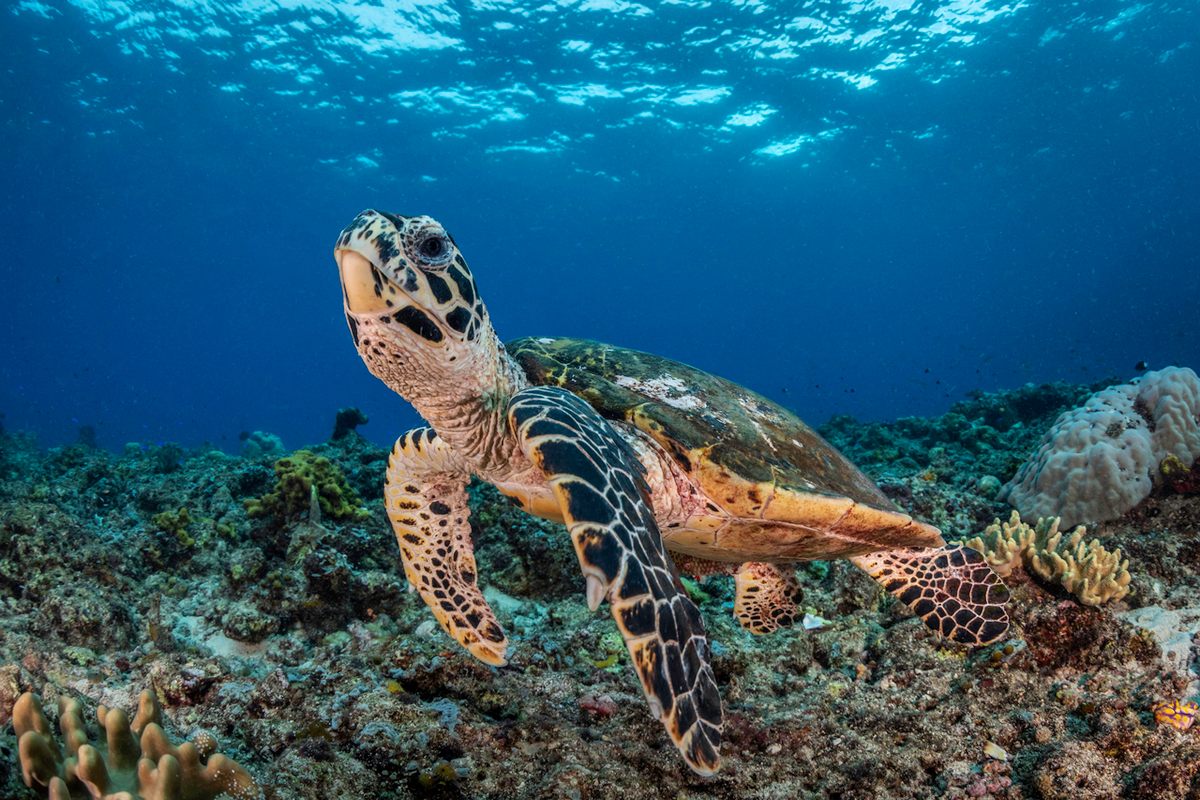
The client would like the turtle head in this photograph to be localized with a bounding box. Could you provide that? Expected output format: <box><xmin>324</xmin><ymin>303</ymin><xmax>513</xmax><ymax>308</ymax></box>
<box><xmin>335</xmin><ymin>210</ymin><xmax>484</xmax><ymax>343</ymax></box>
<box><xmin>334</xmin><ymin>210</ymin><xmax>493</xmax><ymax>402</ymax></box>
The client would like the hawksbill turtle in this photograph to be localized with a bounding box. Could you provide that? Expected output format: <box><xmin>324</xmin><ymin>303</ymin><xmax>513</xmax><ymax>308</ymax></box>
<box><xmin>332</xmin><ymin>210</ymin><xmax>1010</xmax><ymax>775</ymax></box>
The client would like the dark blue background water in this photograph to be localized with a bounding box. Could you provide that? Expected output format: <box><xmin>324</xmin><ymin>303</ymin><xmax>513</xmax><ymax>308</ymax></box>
<box><xmin>2</xmin><ymin>0</ymin><xmax>1197</xmax><ymax>451</ymax></box>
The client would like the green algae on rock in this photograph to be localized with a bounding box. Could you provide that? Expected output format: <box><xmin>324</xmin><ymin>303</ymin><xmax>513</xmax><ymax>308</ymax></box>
<box><xmin>244</xmin><ymin>450</ymin><xmax>369</xmax><ymax>523</ymax></box>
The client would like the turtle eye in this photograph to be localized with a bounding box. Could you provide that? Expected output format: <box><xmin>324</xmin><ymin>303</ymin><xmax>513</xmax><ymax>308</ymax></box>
<box><xmin>417</xmin><ymin>234</ymin><xmax>451</xmax><ymax>264</ymax></box>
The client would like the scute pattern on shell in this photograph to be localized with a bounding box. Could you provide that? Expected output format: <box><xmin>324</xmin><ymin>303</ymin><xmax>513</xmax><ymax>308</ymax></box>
<box><xmin>510</xmin><ymin>336</ymin><xmax>893</xmax><ymax>509</ymax></box>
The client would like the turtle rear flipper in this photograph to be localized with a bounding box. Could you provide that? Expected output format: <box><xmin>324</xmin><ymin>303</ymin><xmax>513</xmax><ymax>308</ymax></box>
<box><xmin>734</xmin><ymin>562</ymin><xmax>803</xmax><ymax>634</ymax></box>
<box><xmin>509</xmin><ymin>386</ymin><xmax>723</xmax><ymax>776</ymax></box>
<box><xmin>852</xmin><ymin>545</ymin><xmax>1010</xmax><ymax>647</ymax></box>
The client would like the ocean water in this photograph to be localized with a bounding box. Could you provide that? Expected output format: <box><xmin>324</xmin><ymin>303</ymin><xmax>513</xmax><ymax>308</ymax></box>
<box><xmin>2</xmin><ymin>0</ymin><xmax>1197</xmax><ymax>452</ymax></box>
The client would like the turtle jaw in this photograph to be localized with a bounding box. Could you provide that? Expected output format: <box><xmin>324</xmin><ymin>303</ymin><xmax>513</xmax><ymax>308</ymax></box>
<box><xmin>336</xmin><ymin>248</ymin><xmax>395</xmax><ymax>316</ymax></box>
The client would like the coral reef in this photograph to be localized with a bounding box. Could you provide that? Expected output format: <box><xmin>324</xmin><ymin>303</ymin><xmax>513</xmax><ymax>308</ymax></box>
<box><xmin>13</xmin><ymin>689</ymin><xmax>259</xmax><ymax>800</ymax></box>
<box><xmin>1162</xmin><ymin>453</ymin><xmax>1200</xmax><ymax>495</ymax></box>
<box><xmin>1031</xmin><ymin>740</ymin><xmax>1122</xmax><ymax>799</ymax></box>
<box><xmin>819</xmin><ymin>378</ymin><xmax>1103</xmax><ymax>536</ymax></box>
<box><xmin>965</xmin><ymin>511</ymin><xmax>1132</xmax><ymax>606</ymax></box>
<box><xmin>1</xmin><ymin>380</ymin><xmax>1199</xmax><ymax>799</ymax></box>
<box><xmin>239</xmin><ymin>431</ymin><xmax>284</xmax><ymax>460</ymax></box>
<box><xmin>1000</xmin><ymin>366</ymin><xmax>1200</xmax><ymax>527</ymax></box>
<box><xmin>1117</xmin><ymin>605</ymin><xmax>1200</xmax><ymax>694</ymax></box>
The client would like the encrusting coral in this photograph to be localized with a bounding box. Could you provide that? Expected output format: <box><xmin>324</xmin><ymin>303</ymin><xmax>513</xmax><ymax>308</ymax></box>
<box><xmin>244</xmin><ymin>450</ymin><xmax>369</xmax><ymax>522</ymax></box>
<box><xmin>965</xmin><ymin>511</ymin><xmax>1132</xmax><ymax>606</ymax></box>
<box><xmin>13</xmin><ymin>689</ymin><xmax>260</xmax><ymax>800</ymax></box>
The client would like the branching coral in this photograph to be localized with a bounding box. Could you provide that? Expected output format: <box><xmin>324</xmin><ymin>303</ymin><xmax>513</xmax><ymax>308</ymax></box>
<box><xmin>244</xmin><ymin>450</ymin><xmax>368</xmax><ymax>523</ymax></box>
<box><xmin>965</xmin><ymin>511</ymin><xmax>1132</xmax><ymax>606</ymax></box>
<box><xmin>13</xmin><ymin>689</ymin><xmax>260</xmax><ymax>800</ymax></box>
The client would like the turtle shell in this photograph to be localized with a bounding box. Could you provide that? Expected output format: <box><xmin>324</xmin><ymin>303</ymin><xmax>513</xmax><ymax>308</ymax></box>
<box><xmin>509</xmin><ymin>336</ymin><xmax>941</xmax><ymax>555</ymax></box>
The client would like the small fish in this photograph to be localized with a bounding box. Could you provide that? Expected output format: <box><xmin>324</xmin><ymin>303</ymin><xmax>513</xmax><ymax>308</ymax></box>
<box><xmin>1152</xmin><ymin>699</ymin><xmax>1199</xmax><ymax>731</ymax></box>
<box><xmin>1136</xmin><ymin>360</ymin><xmax>1150</xmax><ymax>371</ymax></box>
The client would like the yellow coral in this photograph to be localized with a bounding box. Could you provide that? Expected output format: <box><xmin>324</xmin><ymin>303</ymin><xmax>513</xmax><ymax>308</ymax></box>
<box><xmin>12</xmin><ymin>689</ymin><xmax>260</xmax><ymax>800</ymax></box>
<box><xmin>1161</xmin><ymin>453</ymin><xmax>1189</xmax><ymax>478</ymax></box>
<box><xmin>966</xmin><ymin>513</ymin><xmax>1034</xmax><ymax>578</ymax></box>
<box><xmin>152</xmin><ymin>507</ymin><xmax>194</xmax><ymax>547</ymax></box>
<box><xmin>244</xmin><ymin>450</ymin><xmax>369</xmax><ymax>522</ymax></box>
<box><xmin>965</xmin><ymin>511</ymin><xmax>1131</xmax><ymax>606</ymax></box>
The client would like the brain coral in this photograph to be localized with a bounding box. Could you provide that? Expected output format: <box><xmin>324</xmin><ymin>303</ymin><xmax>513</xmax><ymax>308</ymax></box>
<box><xmin>1000</xmin><ymin>366</ymin><xmax>1200</xmax><ymax>528</ymax></box>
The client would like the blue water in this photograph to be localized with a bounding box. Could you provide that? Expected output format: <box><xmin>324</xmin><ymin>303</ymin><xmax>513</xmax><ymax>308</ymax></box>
<box><xmin>2</xmin><ymin>0</ymin><xmax>1197</xmax><ymax>452</ymax></box>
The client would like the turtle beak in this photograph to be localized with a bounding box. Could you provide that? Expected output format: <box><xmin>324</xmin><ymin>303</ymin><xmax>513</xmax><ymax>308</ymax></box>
<box><xmin>336</xmin><ymin>248</ymin><xmax>391</xmax><ymax>315</ymax></box>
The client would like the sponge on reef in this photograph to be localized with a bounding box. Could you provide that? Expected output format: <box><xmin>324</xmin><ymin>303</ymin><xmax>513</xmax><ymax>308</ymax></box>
<box><xmin>13</xmin><ymin>689</ymin><xmax>260</xmax><ymax>800</ymax></box>
<box><xmin>1000</xmin><ymin>366</ymin><xmax>1200</xmax><ymax>527</ymax></box>
<box><xmin>965</xmin><ymin>511</ymin><xmax>1131</xmax><ymax>606</ymax></box>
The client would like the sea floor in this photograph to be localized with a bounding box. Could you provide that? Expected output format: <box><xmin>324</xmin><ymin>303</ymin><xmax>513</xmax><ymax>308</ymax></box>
<box><xmin>1</xmin><ymin>381</ymin><xmax>1198</xmax><ymax>799</ymax></box>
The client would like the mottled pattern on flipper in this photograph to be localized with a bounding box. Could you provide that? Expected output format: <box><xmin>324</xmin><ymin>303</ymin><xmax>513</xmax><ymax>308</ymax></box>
<box><xmin>508</xmin><ymin>386</ymin><xmax>723</xmax><ymax>776</ymax></box>
<box><xmin>386</xmin><ymin>427</ymin><xmax>508</xmax><ymax>665</ymax></box>
<box><xmin>734</xmin><ymin>562</ymin><xmax>803</xmax><ymax>634</ymax></box>
<box><xmin>852</xmin><ymin>545</ymin><xmax>1010</xmax><ymax>647</ymax></box>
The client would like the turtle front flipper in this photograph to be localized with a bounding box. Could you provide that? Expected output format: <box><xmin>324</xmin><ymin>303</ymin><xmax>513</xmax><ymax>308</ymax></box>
<box><xmin>851</xmin><ymin>545</ymin><xmax>1010</xmax><ymax>647</ymax></box>
<box><xmin>508</xmin><ymin>386</ymin><xmax>723</xmax><ymax>776</ymax></box>
<box><xmin>734</xmin><ymin>562</ymin><xmax>803</xmax><ymax>634</ymax></box>
<box><xmin>386</xmin><ymin>428</ymin><xmax>508</xmax><ymax>666</ymax></box>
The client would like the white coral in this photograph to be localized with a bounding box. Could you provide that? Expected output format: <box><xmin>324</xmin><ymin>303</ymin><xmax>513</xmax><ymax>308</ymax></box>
<box><xmin>1000</xmin><ymin>366</ymin><xmax>1200</xmax><ymax>527</ymax></box>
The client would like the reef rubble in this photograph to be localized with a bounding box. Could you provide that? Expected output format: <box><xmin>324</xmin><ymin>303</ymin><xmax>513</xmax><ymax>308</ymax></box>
<box><xmin>1</xmin><ymin>381</ymin><xmax>1198</xmax><ymax>799</ymax></box>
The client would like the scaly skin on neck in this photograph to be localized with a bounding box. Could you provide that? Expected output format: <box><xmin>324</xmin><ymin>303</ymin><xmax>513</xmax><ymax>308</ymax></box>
<box><xmin>346</xmin><ymin>300</ymin><xmax>531</xmax><ymax>477</ymax></box>
<box><xmin>428</xmin><ymin>334</ymin><xmax>532</xmax><ymax>476</ymax></box>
